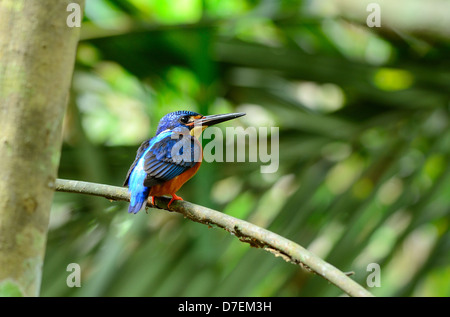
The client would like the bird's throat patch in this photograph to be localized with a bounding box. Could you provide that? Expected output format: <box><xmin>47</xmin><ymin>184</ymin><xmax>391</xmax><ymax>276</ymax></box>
<box><xmin>190</xmin><ymin>125</ymin><xmax>207</xmax><ymax>138</ymax></box>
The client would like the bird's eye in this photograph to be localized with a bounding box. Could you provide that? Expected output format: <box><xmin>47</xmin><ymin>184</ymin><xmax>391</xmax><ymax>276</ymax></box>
<box><xmin>180</xmin><ymin>116</ymin><xmax>190</xmax><ymax>124</ymax></box>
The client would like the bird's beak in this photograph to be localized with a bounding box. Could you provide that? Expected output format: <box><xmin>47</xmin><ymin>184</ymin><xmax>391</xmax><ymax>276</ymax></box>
<box><xmin>194</xmin><ymin>112</ymin><xmax>246</xmax><ymax>127</ymax></box>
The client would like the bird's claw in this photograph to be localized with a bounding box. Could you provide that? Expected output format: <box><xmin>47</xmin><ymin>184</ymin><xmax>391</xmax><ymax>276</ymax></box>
<box><xmin>167</xmin><ymin>194</ymin><xmax>183</xmax><ymax>211</ymax></box>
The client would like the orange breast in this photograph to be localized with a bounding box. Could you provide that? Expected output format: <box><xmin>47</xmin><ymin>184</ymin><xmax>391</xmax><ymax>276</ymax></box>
<box><xmin>148</xmin><ymin>137</ymin><xmax>203</xmax><ymax>197</ymax></box>
<box><xmin>148</xmin><ymin>161</ymin><xmax>202</xmax><ymax>197</ymax></box>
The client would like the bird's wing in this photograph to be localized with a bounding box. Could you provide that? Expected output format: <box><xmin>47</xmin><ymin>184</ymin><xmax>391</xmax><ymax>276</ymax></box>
<box><xmin>143</xmin><ymin>132</ymin><xmax>201</xmax><ymax>187</ymax></box>
<box><xmin>123</xmin><ymin>138</ymin><xmax>151</xmax><ymax>187</ymax></box>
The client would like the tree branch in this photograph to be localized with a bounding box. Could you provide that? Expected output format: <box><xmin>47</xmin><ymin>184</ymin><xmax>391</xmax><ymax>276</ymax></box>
<box><xmin>54</xmin><ymin>178</ymin><xmax>374</xmax><ymax>297</ymax></box>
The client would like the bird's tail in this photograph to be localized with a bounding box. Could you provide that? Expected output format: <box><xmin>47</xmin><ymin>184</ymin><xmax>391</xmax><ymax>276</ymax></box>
<box><xmin>128</xmin><ymin>188</ymin><xmax>150</xmax><ymax>214</ymax></box>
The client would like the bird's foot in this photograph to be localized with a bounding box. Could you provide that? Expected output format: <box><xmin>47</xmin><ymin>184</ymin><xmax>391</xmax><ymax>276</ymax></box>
<box><xmin>167</xmin><ymin>193</ymin><xmax>183</xmax><ymax>210</ymax></box>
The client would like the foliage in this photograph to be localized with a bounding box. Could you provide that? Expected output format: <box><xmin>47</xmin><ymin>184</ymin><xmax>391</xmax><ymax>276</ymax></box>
<box><xmin>43</xmin><ymin>0</ymin><xmax>450</xmax><ymax>297</ymax></box>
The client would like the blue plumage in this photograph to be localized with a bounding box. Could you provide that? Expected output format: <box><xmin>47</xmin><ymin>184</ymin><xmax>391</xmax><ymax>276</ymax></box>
<box><xmin>126</xmin><ymin>135</ymin><xmax>160</xmax><ymax>214</ymax></box>
<box><xmin>127</xmin><ymin>158</ymin><xmax>149</xmax><ymax>214</ymax></box>
<box><xmin>123</xmin><ymin>110</ymin><xmax>245</xmax><ymax>214</ymax></box>
<box><xmin>124</xmin><ymin>126</ymin><xmax>199</xmax><ymax>214</ymax></box>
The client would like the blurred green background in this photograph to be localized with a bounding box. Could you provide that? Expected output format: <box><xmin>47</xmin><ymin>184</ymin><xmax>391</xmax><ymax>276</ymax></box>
<box><xmin>43</xmin><ymin>0</ymin><xmax>450</xmax><ymax>296</ymax></box>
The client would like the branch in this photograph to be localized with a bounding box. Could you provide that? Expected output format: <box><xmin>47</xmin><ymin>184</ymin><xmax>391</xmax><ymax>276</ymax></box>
<box><xmin>54</xmin><ymin>178</ymin><xmax>374</xmax><ymax>297</ymax></box>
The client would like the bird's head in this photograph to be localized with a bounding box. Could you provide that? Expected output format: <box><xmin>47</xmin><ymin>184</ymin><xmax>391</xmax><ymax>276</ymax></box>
<box><xmin>155</xmin><ymin>110</ymin><xmax>245</xmax><ymax>137</ymax></box>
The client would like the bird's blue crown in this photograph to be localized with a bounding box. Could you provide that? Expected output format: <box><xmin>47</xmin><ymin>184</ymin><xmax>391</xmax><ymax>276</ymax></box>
<box><xmin>155</xmin><ymin>110</ymin><xmax>201</xmax><ymax>135</ymax></box>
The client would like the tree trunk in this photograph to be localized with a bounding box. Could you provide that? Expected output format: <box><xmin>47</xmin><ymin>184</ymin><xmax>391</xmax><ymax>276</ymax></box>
<box><xmin>0</xmin><ymin>0</ymin><xmax>84</xmax><ymax>296</ymax></box>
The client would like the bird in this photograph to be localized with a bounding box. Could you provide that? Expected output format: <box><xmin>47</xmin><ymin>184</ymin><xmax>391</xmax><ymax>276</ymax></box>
<box><xmin>123</xmin><ymin>110</ymin><xmax>245</xmax><ymax>214</ymax></box>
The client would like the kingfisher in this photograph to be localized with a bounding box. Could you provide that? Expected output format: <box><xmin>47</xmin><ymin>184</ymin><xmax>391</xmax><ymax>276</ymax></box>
<box><xmin>123</xmin><ymin>110</ymin><xmax>245</xmax><ymax>214</ymax></box>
